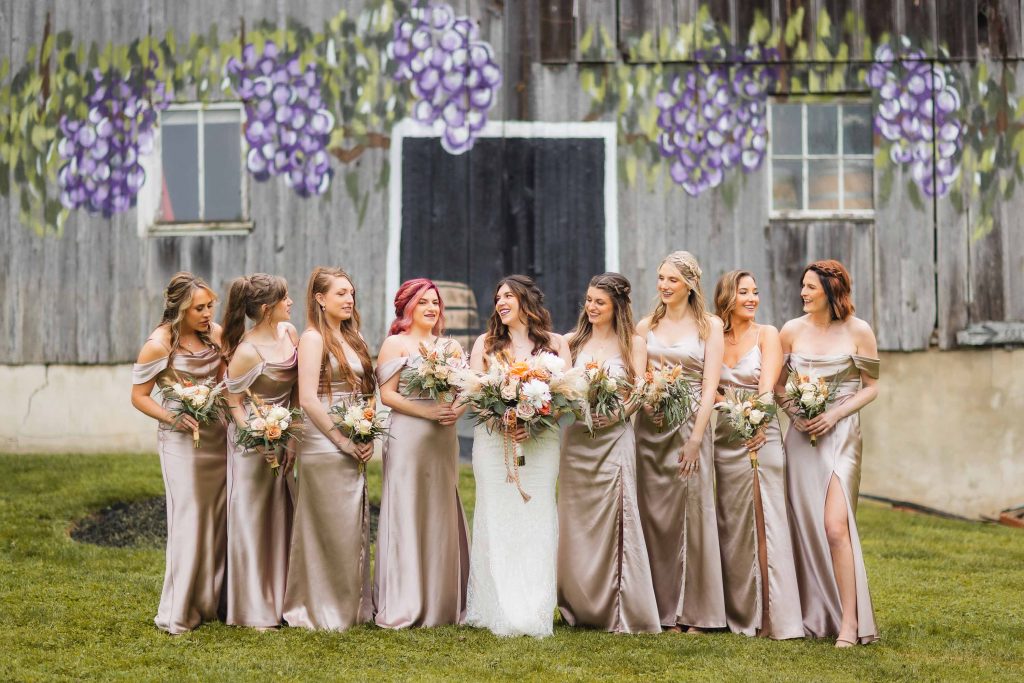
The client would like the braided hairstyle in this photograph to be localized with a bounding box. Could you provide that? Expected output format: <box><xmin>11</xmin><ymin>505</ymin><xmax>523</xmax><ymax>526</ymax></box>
<box><xmin>159</xmin><ymin>272</ymin><xmax>219</xmax><ymax>360</ymax></box>
<box><xmin>221</xmin><ymin>273</ymin><xmax>289</xmax><ymax>360</ymax></box>
<box><xmin>567</xmin><ymin>273</ymin><xmax>638</xmax><ymax>380</ymax></box>
<box><xmin>648</xmin><ymin>251</ymin><xmax>712</xmax><ymax>340</ymax></box>
<box><xmin>803</xmin><ymin>259</ymin><xmax>855</xmax><ymax>321</ymax></box>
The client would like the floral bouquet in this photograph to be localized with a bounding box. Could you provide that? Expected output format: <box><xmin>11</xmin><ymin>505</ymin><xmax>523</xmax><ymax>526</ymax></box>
<box><xmin>637</xmin><ymin>364</ymin><xmax>698</xmax><ymax>432</ymax></box>
<box><xmin>784</xmin><ymin>369</ymin><xmax>844</xmax><ymax>446</ymax></box>
<box><xmin>235</xmin><ymin>393</ymin><xmax>303</xmax><ymax>476</ymax></box>
<box><xmin>580</xmin><ymin>359</ymin><xmax>633</xmax><ymax>436</ymax></box>
<box><xmin>715</xmin><ymin>388</ymin><xmax>778</xmax><ymax>469</ymax></box>
<box><xmin>452</xmin><ymin>351</ymin><xmax>586</xmax><ymax>500</ymax></box>
<box><xmin>400</xmin><ymin>340</ymin><xmax>467</xmax><ymax>402</ymax></box>
<box><xmin>329</xmin><ymin>396</ymin><xmax>389</xmax><ymax>473</ymax></box>
<box><xmin>161</xmin><ymin>375</ymin><xmax>227</xmax><ymax>448</ymax></box>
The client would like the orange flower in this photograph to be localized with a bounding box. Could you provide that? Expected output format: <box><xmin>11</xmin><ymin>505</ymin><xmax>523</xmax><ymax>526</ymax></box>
<box><xmin>508</xmin><ymin>361</ymin><xmax>531</xmax><ymax>379</ymax></box>
<box><xmin>531</xmin><ymin>368</ymin><xmax>551</xmax><ymax>382</ymax></box>
<box><xmin>265</xmin><ymin>424</ymin><xmax>282</xmax><ymax>440</ymax></box>
<box><xmin>644</xmin><ymin>371</ymin><xmax>654</xmax><ymax>382</ymax></box>
<box><xmin>363</xmin><ymin>407</ymin><xmax>376</xmax><ymax>420</ymax></box>
<box><xmin>586</xmin><ymin>360</ymin><xmax>599</xmax><ymax>371</ymax></box>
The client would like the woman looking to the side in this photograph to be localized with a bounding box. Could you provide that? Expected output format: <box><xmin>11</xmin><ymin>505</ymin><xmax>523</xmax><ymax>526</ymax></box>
<box><xmin>130</xmin><ymin>271</ymin><xmax>227</xmax><ymax>634</ymax></box>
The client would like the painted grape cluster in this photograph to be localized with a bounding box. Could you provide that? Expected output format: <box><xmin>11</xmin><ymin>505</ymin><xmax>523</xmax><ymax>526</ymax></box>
<box><xmin>655</xmin><ymin>46</ymin><xmax>779</xmax><ymax>197</ymax></box>
<box><xmin>57</xmin><ymin>64</ymin><xmax>170</xmax><ymax>217</ymax></box>
<box><xmin>866</xmin><ymin>44</ymin><xmax>964</xmax><ymax>198</ymax></box>
<box><xmin>225</xmin><ymin>41</ymin><xmax>335</xmax><ymax>198</ymax></box>
<box><xmin>388</xmin><ymin>2</ymin><xmax>502</xmax><ymax>154</ymax></box>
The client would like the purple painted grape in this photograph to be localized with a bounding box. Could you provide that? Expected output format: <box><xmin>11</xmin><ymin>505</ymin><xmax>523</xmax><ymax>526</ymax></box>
<box><xmin>389</xmin><ymin>2</ymin><xmax>502</xmax><ymax>154</ymax></box>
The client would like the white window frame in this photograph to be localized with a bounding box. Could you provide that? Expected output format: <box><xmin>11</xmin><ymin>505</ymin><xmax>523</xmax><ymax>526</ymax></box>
<box><xmin>767</xmin><ymin>98</ymin><xmax>875</xmax><ymax>220</ymax></box>
<box><xmin>138</xmin><ymin>102</ymin><xmax>252</xmax><ymax>237</ymax></box>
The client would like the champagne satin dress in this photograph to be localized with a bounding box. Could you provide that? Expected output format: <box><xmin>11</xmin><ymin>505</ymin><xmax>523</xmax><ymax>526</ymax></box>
<box><xmin>224</xmin><ymin>344</ymin><xmax>297</xmax><ymax>627</ymax></box>
<box><xmin>373</xmin><ymin>350</ymin><xmax>470</xmax><ymax>628</ymax></box>
<box><xmin>713</xmin><ymin>343</ymin><xmax>803</xmax><ymax>639</ymax></box>
<box><xmin>784</xmin><ymin>353</ymin><xmax>880</xmax><ymax>644</ymax></box>
<box><xmin>635</xmin><ymin>331</ymin><xmax>726</xmax><ymax>629</ymax></box>
<box><xmin>557</xmin><ymin>356</ymin><xmax>661</xmax><ymax>634</ymax></box>
<box><xmin>282</xmin><ymin>349</ymin><xmax>372</xmax><ymax>631</ymax></box>
<box><xmin>132</xmin><ymin>345</ymin><xmax>227</xmax><ymax>635</ymax></box>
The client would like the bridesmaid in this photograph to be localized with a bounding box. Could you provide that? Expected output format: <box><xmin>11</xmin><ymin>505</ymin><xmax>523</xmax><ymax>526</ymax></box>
<box><xmin>711</xmin><ymin>270</ymin><xmax>802</xmax><ymax>640</ymax></box>
<box><xmin>374</xmin><ymin>278</ymin><xmax>470</xmax><ymax>628</ymax></box>
<box><xmin>776</xmin><ymin>259</ymin><xmax>880</xmax><ymax>647</ymax></box>
<box><xmin>130</xmin><ymin>272</ymin><xmax>227</xmax><ymax>634</ymax></box>
<box><xmin>635</xmin><ymin>251</ymin><xmax>726</xmax><ymax>632</ymax></box>
<box><xmin>283</xmin><ymin>267</ymin><xmax>376</xmax><ymax>631</ymax></box>
<box><xmin>558</xmin><ymin>273</ymin><xmax>661</xmax><ymax>634</ymax></box>
<box><xmin>221</xmin><ymin>274</ymin><xmax>298</xmax><ymax>628</ymax></box>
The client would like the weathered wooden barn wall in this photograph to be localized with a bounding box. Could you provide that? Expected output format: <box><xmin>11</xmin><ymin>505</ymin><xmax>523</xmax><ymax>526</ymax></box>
<box><xmin>3</xmin><ymin>0</ymin><xmax>1024</xmax><ymax>363</ymax></box>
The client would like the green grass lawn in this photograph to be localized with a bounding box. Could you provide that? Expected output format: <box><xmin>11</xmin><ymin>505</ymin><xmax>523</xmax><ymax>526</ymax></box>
<box><xmin>0</xmin><ymin>454</ymin><xmax>1021</xmax><ymax>682</ymax></box>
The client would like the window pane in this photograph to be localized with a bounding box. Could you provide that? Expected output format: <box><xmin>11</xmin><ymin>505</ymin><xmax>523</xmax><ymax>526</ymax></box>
<box><xmin>204</xmin><ymin>119</ymin><xmax>243</xmax><ymax>221</ymax></box>
<box><xmin>161</xmin><ymin>120</ymin><xmax>200</xmax><ymax>222</ymax></box>
<box><xmin>772</xmin><ymin>159</ymin><xmax>803</xmax><ymax>210</ymax></box>
<box><xmin>807</xmin><ymin>159</ymin><xmax>840</xmax><ymax>210</ymax></box>
<box><xmin>843</xmin><ymin>158</ymin><xmax>873</xmax><ymax>209</ymax></box>
<box><xmin>771</xmin><ymin>104</ymin><xmax>802</xmax><ymax>155</ymax></box>
<box><xmin>807</xmin><ymin>105</ymin><xmax>838</xmax><ymax>155</ymax></box>
<box><xmin>843</xmin><ymin>103</ymin><xmax>873</xmax><ymax>155</ymax></box>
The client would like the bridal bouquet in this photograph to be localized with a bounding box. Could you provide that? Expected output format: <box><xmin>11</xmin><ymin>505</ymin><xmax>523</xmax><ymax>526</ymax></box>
<box><xmin>161</xmin><ymin>375</ymin><xmax>227</xmax><ymax>448</ymax></box>
<box><xmin>581</xmin><ymin>359</ymin><xmax>632</xmax><ymax>436</ymax></box>
<box><xmin>453</xmin><ymin>352</ymin><xmax>586</xmax><ymax>500</ymax></box>
<box><xmin>715</xmin><ymin>388</ymin><xmax>778</xmax><ymax>469</ymax></box>
<box><xmin>400</xmin><ymin>340</ymin><xmax>467</xmax><ymax>402</ymax></box>
<box><xmin>235</xmin><ymin>393</ymin><xmax>303</xmax><ymax>476</ymax></box>
<box><xmin>784</xmin><ymin>369</ymin><xmax>844</xmax><ymax>446</ymax></box>
<box><xmin>329</xmin><ymin>396</ymin><xmax>389</xmax><ymax>473</ymax></box>
<box><xmin>637</xmin><ymin>364</ymin><xmax>698</xmax><ymax>431</ymax></box>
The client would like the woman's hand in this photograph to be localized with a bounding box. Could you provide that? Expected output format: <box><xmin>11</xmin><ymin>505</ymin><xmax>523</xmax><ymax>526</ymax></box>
<box><xmin>643</xmin><ymin>403</ymin><xmax>664</xmax><ymax>427</ymax></box>
<box><xmin>677</xmin><ymin>439</ymin><xmax>700</xmax><ymax>479</ymax></box>
<box><xmin>791</xmin><ymin>415</ymin><xmax>812</xmax><ymax>433</ymax></box>
<box><xmin>168</xmin><ymin>413</ymin><xmax>199</xmax><ymax>434</ymax></box>
<box><xmin>511</xmin><ymin>425</ymin><xmax>530</xmax><ymax>443</ymax></box>
<box><xmin>352</xmin><ymin>441</ymin><xmax>374</xmax><ymax>463</ymax></box>
<box><xmin>281</xmin><ymin>442</ymin><xmax>297</xmax><ymax>476</ymax></box>
<box><xmin>590</xmin><ymin>410</ymin><xmax>619</xmax><ymax>430</ymax></box>
<box><xmin>423</xmin><ymin>402</ymin><xmax>458</xmax><ymax>426</ymax></box>
<box><xmin>806</xmin><ymin>409</ymin><xmax>841</xmax><ymax>437</ymax></box>
<box><xmin>744</xmin><ymin>429</ymin><xmax>767</xmax><ymax>452</ymax></box>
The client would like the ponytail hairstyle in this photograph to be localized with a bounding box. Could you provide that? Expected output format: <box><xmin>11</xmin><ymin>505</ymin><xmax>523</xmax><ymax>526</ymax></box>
<box><xmin>484</xmin><ymin>274</ymin><xmax>555</xmax><ymax>357</ymax></box>
<box><xmin>305</xmin><ymin>267</ymin><xmax>376</xmax><ymax>397</ymax></box>
<box><xmin>159</xmin><ymin>271</ymin><xmax>219</xmax><ymax>360</ymax></box>
<box><xmin>221</xmin><ymin>273</ymin><xmax>289</xmax><ymax>360</ymax></box>
<box><xmin>803</xmin><ymin>259</ymin><xmax>855</xmax><ymax>321</ymax></box>
<box><xmin>713</xmin><ymin>269</ymin><xmax>756</xmax><ymax>335</ymax></box>
<box><xmin>388</xmin><ymin>278</ymin><xmax>445</xmax><ymax>336</ymax></box>
<box><xmin>648</xmin><ymin>251</ymin><xmax>711</xmax><ymax>340</ymax></box>
<box><xmin>568</xmin><ymin>273</ymin><xmax>638</xmax><ymax>380</ymax></box>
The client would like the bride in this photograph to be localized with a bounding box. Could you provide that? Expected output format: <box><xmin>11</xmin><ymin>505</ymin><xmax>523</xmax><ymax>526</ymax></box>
<box><xmin>465</xmin><ymin>275</ymin><xmax>573</xmax><ymax>637</ymax></box>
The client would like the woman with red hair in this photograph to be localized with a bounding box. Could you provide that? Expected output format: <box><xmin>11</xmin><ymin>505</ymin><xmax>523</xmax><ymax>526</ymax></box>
<box><xmin>775</xmin><ymin>260</ymin><xmax>881</xmax><ymax>647</ymax></box>
<box><xmin>373</xmin><ymin>278</ymin><xmax>470</xmax><ymax>628</ymax></box>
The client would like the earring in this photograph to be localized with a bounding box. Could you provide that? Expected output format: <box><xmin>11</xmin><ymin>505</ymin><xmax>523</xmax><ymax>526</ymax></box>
<box><xmin>320</xmin><ymin>304</ymin><xmax>326</xmax><ymax>312</ymax></box>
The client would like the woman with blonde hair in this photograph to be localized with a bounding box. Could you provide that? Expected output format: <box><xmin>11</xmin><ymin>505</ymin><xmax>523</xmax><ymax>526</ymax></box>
<box><xmin>130</xmin><ymin>271</ymin><xmax>227</xmax><ymax>634</ymax></box>
<box><xmin>635</xmin><ymin>251</ymin><xmax>726</xmax><ymax>632</ymax></box>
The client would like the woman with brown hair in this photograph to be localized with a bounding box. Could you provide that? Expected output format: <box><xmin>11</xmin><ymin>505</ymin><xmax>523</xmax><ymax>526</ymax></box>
<box><xmin>130</xmin><ymin>271</ymin><xmax>227</xmax><ymax>634</ymax></box>
<box><xmin>776</xmin><ymin>259</ymin><xmax>880</xmax><ymax>647</ymax></box>
<box><xmin>283</xmin><ymin>267</ymin><xmax>376</xmax><ymax>631</ymax></box>
<box><xmin>464</xmin><ymin>274</ymin><xmax>572</xmax><ymax>638</ymax></box>
<box><xmin>635</xmin><ymin>251</ymin><xmax>726</xmax><ymax>632</ymax></box>
<box><xmin>557</xmin><ymin>273</ymin><xmax>660</xmax><ymax>634</ymax></box>
<box><xmin>221</xmin><ymin>273</ymin><xmax>298</xmax><ymax>629</ymax></box>
<box><xmin>712</xmin><ymin>270</ymin><xmax>802</xmax><ymax>640</ymax></box>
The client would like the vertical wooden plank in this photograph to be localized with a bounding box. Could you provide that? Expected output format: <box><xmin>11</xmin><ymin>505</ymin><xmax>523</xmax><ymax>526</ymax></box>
<box><xmin>936</xmin><ymin>0</ymin><xmax>978</xmax><ymax>60</ymax></box>
<box><xmin>0</xmin><ymin>0</ymin><xmax>16</xmax><ymax>362</ymax></box>
<box><xmin>657</xmin><ymin>0</ymin><xmax>697</xmax><ymax>61</ymax></box>
<box><xmin>818</xmin><ymin>0</ymin><xmax>863</xmax><ymax>59</ymax></box>
<box><xmin>978</xmin><ymin>0</ymin><xmax>1023</xmax><ymax>58</ymax></box>
<box><xmin>576</xmin><ymin>0</ymin><xmax>617</xmax><ymax>62</ymax></box>
<box><xmin>539</xmin><ymin>0</ymin><xmax>574</xmax><ymax>63</ymax></box>
<box><xmin>896</xmin><ymin>0</ymin><xmax>937</xmax><ymax>54</ymax></box>
<box><xmin>735</xmin><ymin>0</ymin><xmax>775</xmax><ymax>46</ymax></box>
<box><xmin>863</xmin><ymin>0</ymin><xmax>896</xmax><ymax>48</ymax></box>
<box><xmin>619</xmin><ymin>0</ymin><xmax>659</xmax><ymax>62</ymax></box>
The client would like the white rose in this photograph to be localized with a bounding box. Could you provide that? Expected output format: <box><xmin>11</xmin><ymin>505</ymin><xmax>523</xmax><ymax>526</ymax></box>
<box><xmin>799</xmin><ymin>381</ymin><xmax>816</xmax><ymax>393</ymax></box>
<box><xmin>190</xmin><ymin>394</ymin><xmax>208</xmax><ymax>408</ymax></box>
<box><xmin>748</xmin><ymin>409</ymin><xmax>765</xmax><ymax>425</ymax></box>
<box><xmin>268</xmin><ymin>406</ymin><xmax>289</xmax><ymax>422</ymax></box>
<box><xmin>250</xmin><ymin>417</ymin><xmax>267</xmax><ymax>432</ymax></box>
<box><xmin>356</xmin><ymin>419</ymin><xmax>374</xmax><ymax>435</ymax></box>
<box><xmin>534</xmin><ymin>352</ymin><xmax>565</xmax><ymax>375</ymax></box>
<box><xmin>500</xmin><ymin>381</ymin><xmax>519</xmax><ymax>401</ymax></box>
<box><xmin>171</xmin><ymin>382</ymin><xmax>184</xmax><ymax>395</ymax></box>
<box><xmin>279</xmin><ymin>419</ymin><xmax>290</xmax><ymax>432</ymax></box>
<box><xmin>521</xmin><ymin>378</ymin><xmax>552</xmax><ymax>408</ymax></box>
<box><xmin>515</xmin><ymin>402</ymin><xmax>536</xmax><ymax>420</ymax></box>
<box><xmin>785</xmin><ymin>380</ymin><xmax>797</xmax><ymax>394</ymax></box>
<box><xmin>602</xmin><ymin>377</ymin><xmax>618</xmax><ymax>393</ymax></box>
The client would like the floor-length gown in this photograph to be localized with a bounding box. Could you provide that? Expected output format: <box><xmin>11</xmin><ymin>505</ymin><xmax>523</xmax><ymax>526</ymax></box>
<box><xmin>784</xmin><ymin>353</ymin><xmax>880</xmax><ymax>644</ymax></box>
<box><xmin>133</xmin><ymin>346</ymin><xmax>227</xmax><ymax>635</ymax></box>
<box><xmin>713</xmin><ymin>343</ymin><xmax>803</xmax><ymax>639</ymax></box>
<box><xmin>282</xmin><ymin>348</ymin><xmax>372</xmax><ymax>631</ymax></box>
<box><xmin>635</xmin><ymin>331</ymin><xmax>726</xmax><ymax>629</ymax></box>
<box><xmin>557</xmin><ymin>355</ymin><xmax>661</xmax><ymax>634</ymax></box>
<box><xmin>373</xmin><ymin>350</ymin><xmax>470</xmax><ymax>628</ymax></box>
<box><xmin>224</xmin><ymin>345</ymin><xmax>297</xmax><ymax>627</ymax></box>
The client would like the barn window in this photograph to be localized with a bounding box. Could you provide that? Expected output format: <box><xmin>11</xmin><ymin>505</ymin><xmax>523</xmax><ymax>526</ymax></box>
<box><xmin>769</xmin><ymin>101</ymin><xmax>873</xmax><ymax>217</ymax></box>
<box><xmin>141</xmin><ymin>103</ymin><xmax>251</xmax><ymax>235</ymax></box>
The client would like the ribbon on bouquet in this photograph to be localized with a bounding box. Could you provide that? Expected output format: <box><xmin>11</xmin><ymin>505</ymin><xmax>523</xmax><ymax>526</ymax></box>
<box><xmin>502</xmin><ymin>407</ymin><xmax>531</xmax><ymax>503</ymax></box>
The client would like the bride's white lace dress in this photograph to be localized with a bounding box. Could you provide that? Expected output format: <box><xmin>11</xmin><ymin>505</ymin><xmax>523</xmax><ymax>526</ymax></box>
<box><xmin>465</xmin><ymin>423</ymin><xmax>560</xmax><ymax>637</ymax></box>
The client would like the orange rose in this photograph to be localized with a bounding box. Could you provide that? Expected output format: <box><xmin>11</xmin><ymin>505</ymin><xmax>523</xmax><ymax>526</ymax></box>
<box><xmin>586</xmin><ymin>360</ymin><xmax>599</xmax><ymax>371</ymax></box>
<box><xmin>644</xmin><ymin>371</ymin><xmax>654</xmax><ymax>382</ymax></box>
<box><xmin>363</xmin><ymin>407</ymin><xmax>376</xmax><ymax>420</ymax></box>
<box><xmin>531</xmin><ymin>368</ymin><xmax>551</xmax><ymax>381</ymax></box>
<box><xmin>509</xmin><ymin>362</ymin><xmax>531</xmax><ymax>379</ymax></box>
<box><xmin>265</xmin><ymin>424</ymin><xmax>282</xmax><ymax>440</ymax></box>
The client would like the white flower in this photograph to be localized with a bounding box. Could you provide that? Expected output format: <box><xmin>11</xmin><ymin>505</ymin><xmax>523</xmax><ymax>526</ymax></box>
<box><xmin>748</xmin><ymin>409</ymin><xmax>765</xmax><ymax>425</ymax></box>
<box><xmin>450</xmin><ymin>368</ymin><xmax>483</xmax><ymax>394</ymax></box>
<box><xmin>798</xmin><ymin>381</ymin><xmax>816</xmax><ymax>393</ymax></box>
<box><xmin>250</xmin><ymin>417</ymin><xmax>267</xmax><ymax>432</ymax></box>
<box><xmin>171</xmin><ymin>382</ymin><xmax>184</xmax><ymax>395</ymax></box>
<box><xmin>189</xmin><ymin>394</ymin><xmax>208</xmax><ymax>408</ymax></box>
<box><xmin>356</xmin><ymin>419</ymin><xmax>374</xmax><ymax>435</ymax></box>
<box><xmin>515</xmin><ymin>402</ymin><xmax>536</xmax><ymax>420</ymax></box>
<box><xmin>434</xmin><ymin>364</ymin><xmax>452</xmax><ymax>381</ymax></box>
<box><xmin>265</xmin><ymin>417</ymin><xmax>279</xmax><ymax>428</ymax></box>
<box><xmin>602</xmin><ymin>377</ymin><xmax>618</xmax><ymax>393</ymax></box>
<box><xmin>500</xmin><ymin>380</ymin><xmax>519</xmax><ymax>401</ymax></box>
<box><xmin>268</xmin><ymin>406</ymin><xmax>289</xmax><ymax>422</ymax></box>
<box><xmin>521</xmin><ymin>378</ymin><xmax>551</xmax><ymax>408</ymax></box>
<box><xmin>534</xmin><ymin>352</ymin><xmax>565</xmax><ymax>375</ymax></box>
<box><xmin>279</xmin><ymin>419</ymin><xmax>290</xmax><ymax>432</ymax></box>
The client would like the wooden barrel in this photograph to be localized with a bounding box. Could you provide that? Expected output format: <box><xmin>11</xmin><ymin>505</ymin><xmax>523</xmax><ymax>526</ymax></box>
<box><xmin>434</xmin><ymin>280</ymin><xmax>480</xmax><ymax>352</ymax></box>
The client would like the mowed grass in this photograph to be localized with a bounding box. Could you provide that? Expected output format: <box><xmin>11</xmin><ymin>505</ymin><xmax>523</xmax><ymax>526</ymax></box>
<box><xmin>0</xmin><ymin>454</ymin><xmax>1021</xmax><ymax>682</ymax></box>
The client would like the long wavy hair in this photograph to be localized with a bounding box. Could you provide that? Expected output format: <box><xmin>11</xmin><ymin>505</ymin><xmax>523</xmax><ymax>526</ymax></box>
<box><xmin>803</xmin><ymin>259</ymin><xmax>855</xmax><ymax>321</ymax></box>
<box><xmin>221</xmin><ymin>273</ymin><xmax>289</xmax><ymax>360</ymax></box>
<box><xmin>305</xmin><ymin>267</ymin><xmax>375</xmax><ymax>397</ymax></box>
<box><xmin>483</xmin><ymin>274</ymin><xmax>555</xmax><ymax>356</ymax></box>
<box><xmin>713</xmin><ymin>269</ymin><xmax>756</xmax><ymax>335</ymax></box>
<box><xmin>159</xmin><ymin>272</ymin><xmax>219</xmax><ymax>360</ymax></box>
<box><xmin>648</xmin><ymin>251</ymin><xmax>712</xmax><ymax>340</ymax></box>
<box><xmin>388</xmin><ymin>278</ymin><xmax>445</xmax><ymax>337</ymax></box>
<box><xmin>567</xmin><ymin>273</ymin><xmax>638</xmax><ymax>380</ymax></box>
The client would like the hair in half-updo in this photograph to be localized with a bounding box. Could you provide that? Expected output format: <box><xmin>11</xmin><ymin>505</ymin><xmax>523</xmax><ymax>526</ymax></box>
<box><xmin>803</xmin><ymin>259</ymin><xmax>855</xmax><ymax>321</ymax></box>
<box><xmin>567</xmin><ymin>273</ymin><xmax>638</xmax><ymax>380</ymax></box>
<box><xmin>159</xmin><ymin>271</ymin><xmax>219</xmax><ymax>359</ymax></box>
<box><xmin>648</xmin><ymin>251</ymin><xmax>712</xmax><ymax>340</ymax></box>
<box><xmin>483</xmin><ymin>274</ymin><xmax>555</xmax><ymax>357</ymax></box>
<box><xmin>221</xmin><ymin>273</ymin><xmax>289</xmax><ymax>360</ymax></box>
<box><xmin>304</xmin><ymin>267</ymin><xmax>376</xmax><ymax>397</ymax></box>
<box><xmin>389</xmin><ymin>278</ymin><xmax>445</xmax><ymax>337</ymax></box>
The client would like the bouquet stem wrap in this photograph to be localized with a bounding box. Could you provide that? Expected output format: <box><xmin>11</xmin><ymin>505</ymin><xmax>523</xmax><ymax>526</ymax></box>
<box><xmin>502</xmin><ymin>408</ymin><xmax>530</xmax><ymax>503</ymax></box>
